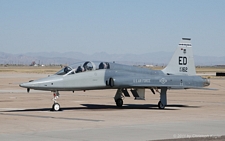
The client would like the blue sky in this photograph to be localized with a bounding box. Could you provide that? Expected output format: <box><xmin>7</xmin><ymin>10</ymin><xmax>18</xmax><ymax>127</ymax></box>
<box><xmin>0</xmin><ymin>0</ymin><xmax>225</xmax><ymax>56</ymax></box>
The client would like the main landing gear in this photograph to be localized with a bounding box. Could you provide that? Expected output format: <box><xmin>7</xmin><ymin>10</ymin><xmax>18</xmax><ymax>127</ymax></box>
<box><xmin>157</xmin><ymin>87</ymin><xmax>167</xmax><ymax>109</ymax></box>
<box><xmin>113</xmin><ymin>88</ymin><xmax>168</xmax><ymax>109</ymax></box>
<box><xmin>51</xmin><ymin>91</ymin><xmax>61</xmax><ymax>111</ymax></box>
<box><xmin>114</xmin><ymin>89</ymin><xmax>124</xmax><ymax>107</ymax></box>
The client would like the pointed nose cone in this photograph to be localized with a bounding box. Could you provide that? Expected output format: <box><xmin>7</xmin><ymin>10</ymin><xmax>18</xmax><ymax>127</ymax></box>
<box><xmin>19</xmin><ymin>82</ymin><xmax>32</xmax><ymax>88</ymax></box>
<box><xmin>19</xmin><ymin>75</ymin><xmax>63</xmax><ymax>91</ymax></box>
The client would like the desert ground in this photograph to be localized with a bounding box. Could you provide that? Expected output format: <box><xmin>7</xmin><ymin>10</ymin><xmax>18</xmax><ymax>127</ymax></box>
<box><xmin>0</xmin><ymin>66</ymin><xmax>224</xmax><ymax>141</ymax></box>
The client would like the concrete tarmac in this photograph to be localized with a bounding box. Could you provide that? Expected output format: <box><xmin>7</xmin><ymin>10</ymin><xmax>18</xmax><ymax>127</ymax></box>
<box><xmin>0</xmin><ymin>72</ymin><xmax>225</xmax><ymax>141</ymax></box>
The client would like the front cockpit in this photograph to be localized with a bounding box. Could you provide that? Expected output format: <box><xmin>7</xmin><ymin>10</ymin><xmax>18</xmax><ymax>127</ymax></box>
<box><xmin>55</xmin><ymin>61</ymin><xmax>110</xmax><ymax>76</ymax></box>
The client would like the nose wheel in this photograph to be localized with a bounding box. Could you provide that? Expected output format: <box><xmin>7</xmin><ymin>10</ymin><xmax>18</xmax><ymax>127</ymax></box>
<box><xmin>51</xmin><ymin>91</ymin><xmax>61</xmax><ymax>111</ymax></box>
<box><xmin>52</xmin><ymin>103</ymin><xmax>60</xmax><ymax>111</ymax></box>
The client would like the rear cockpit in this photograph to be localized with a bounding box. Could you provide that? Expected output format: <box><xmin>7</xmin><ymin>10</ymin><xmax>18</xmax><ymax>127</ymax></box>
<box><xmin>55</xmin><ymin>61</ymin><xmax>110</xmax><ymax>76</ymax></box>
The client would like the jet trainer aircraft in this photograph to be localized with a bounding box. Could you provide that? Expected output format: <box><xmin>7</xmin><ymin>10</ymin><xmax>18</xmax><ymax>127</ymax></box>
<box><xmin>20</xmin><ymin>38</ymin><xmax>211</xmax><ymax>111</ymax></box>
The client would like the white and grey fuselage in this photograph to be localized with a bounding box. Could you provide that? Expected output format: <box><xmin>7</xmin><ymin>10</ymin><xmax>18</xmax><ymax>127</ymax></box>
<box><xmin>20</xmin><ymin>61</ymin><xmax>209</xmax><ymax>92</ymax></box>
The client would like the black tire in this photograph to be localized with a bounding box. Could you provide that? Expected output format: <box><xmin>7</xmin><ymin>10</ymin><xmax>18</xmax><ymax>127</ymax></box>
<box><xmin>116</xmin><ymin>99</ymin><xmax>123</xmax><ymax>107</ymax></box>
<box><xmin>158</xmin><ymin>101</ymin><xmax>165</xmax><ymax>109</ymax></box>
<box><xmin>52</xmin><ymin>103</ymin><xmax>60</xmax><ymax>111</ymax></box>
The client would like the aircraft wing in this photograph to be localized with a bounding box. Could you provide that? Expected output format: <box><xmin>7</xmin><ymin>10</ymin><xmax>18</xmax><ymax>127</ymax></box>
<box><xmin>118</xmin><ymin>83</ymin><xmax>217</xmax><ymax>91</ymax></box>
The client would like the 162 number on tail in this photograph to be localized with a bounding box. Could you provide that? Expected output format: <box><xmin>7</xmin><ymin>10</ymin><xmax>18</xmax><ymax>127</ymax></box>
<box><xmin>180</xmin><ymin>67</ymin><xmax>188</xmax><ymax>72</ymax></box>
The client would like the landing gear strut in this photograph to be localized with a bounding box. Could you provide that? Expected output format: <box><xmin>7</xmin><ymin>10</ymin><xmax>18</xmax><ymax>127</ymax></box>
<box><xmin>52</xmin><ymin>91</ymin><xmax>61</xmax><ymax>111</ymax></box>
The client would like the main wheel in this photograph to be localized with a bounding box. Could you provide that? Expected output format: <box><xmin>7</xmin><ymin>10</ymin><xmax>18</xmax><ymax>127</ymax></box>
<box><xmin>52</xmin><ymin>103</ymin><xmax>60</xmax><ymax>111</ymax></box>
<box><xmin>158</xmin><ymin>101</ymin><xmax>165</xmax><ymax>109</ymax></box>
<box><xmin>116</xmin><ymin>98</ymin><xmax>123</xmax><ymax>107</ymax></box>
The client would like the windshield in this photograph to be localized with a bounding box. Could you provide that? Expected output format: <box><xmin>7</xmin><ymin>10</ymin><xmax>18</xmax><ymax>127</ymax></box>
<box><xmin>55</xmin><ymin>61</ymin><xmax>110</xmax><ymax>75</ymax></box>
<box><xmin>55</xmin><ymin>66</ymin><xmax>72</xmax><ymax>75</ymax></box>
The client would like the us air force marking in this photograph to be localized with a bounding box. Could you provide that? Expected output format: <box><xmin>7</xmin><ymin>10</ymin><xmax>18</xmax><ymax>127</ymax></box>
<box><xmin>159</xmin><ymin>78</ymin><xmax>167</xmax><ymax>84</ymax></box>
<box><xmin>133</xmin><ymin>79</ymin><xmax>151</xmax><ymax>83</ymax></box>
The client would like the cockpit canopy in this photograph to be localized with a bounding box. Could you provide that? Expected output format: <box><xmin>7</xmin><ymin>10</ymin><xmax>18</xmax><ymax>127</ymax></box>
<box><xmin>55</xmin><ymin>61</ymin><xmax>110</xmax><ymax>75</ymax></box>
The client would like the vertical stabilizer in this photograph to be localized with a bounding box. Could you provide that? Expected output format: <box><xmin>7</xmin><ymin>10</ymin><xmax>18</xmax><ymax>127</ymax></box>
<box><xmin>162</xmin><ymin>38</ymin><xmax>196</xmax><ymax>75</ymax></box>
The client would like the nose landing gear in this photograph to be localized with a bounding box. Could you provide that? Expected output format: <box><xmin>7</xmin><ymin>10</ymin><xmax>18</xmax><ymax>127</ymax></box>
<box><xmin>51</xmin><ymin>91</ymin><xmax>61</xmax><ymax>111</ymax></box>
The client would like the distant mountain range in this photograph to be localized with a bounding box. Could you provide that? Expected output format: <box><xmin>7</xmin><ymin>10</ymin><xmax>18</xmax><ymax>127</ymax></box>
<box><xmin>0</xmin><ymin>51</ymin><xmax>224</xmax><ymax>66</ymax></box>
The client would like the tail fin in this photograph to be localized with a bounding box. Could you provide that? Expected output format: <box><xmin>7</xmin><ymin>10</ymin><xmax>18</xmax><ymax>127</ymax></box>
<box><xmin>162</xmin><ymin>38</ymin><xmax>196</xmax><ymax>75</ymax></box>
